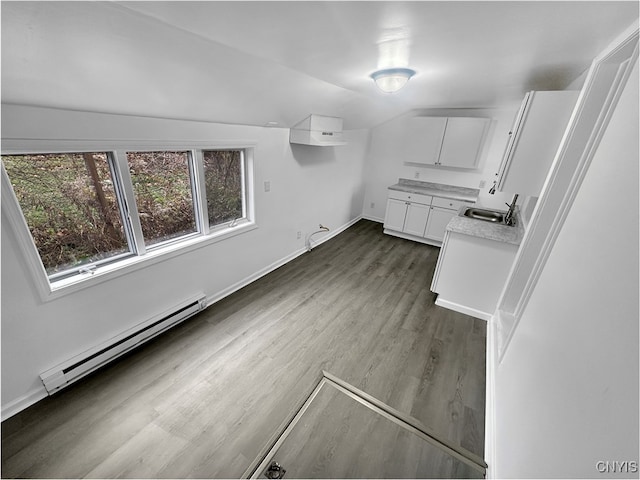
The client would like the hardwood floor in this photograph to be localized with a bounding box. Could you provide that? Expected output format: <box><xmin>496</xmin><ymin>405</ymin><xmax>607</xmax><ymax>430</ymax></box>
<box><xmin>2</xmin><ymin>220</ymin><xmax>486</xmax><ymax>479</ymax></box>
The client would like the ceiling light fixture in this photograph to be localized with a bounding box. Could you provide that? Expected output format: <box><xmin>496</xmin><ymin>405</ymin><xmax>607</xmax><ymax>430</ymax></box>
<box><xmin>370</xmin><ymin>67</ymin><xmax>416</xmax><ymax>93</ymax></box>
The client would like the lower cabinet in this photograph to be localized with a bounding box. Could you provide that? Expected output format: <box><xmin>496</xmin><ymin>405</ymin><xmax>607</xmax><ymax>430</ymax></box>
<box><xmin>424</xmin><ymin>208</ymin><xmax>455</xmax><ymax>243</ymax></box>
<box><xmin>403</xmin><ymin>202</ymin><xmax>431</xmax><ymax>236</ymax></box>
<box><xmin>424</xmin><ymin>196</ymin><xmax>465</xmax><ymax>243</ymax></box>
<box><xmin>383</xmin><ymin>198</ymin><xmax>410</xmax><ymax>232</ymax></box>
<box><xmin>383</xmin><ymin>191</ymin><xmax>432</xmax><ymax>238</ymax></box>
<box><xmin>431</xmin><ymin>231</ymin><xmax>518</xmax><ymax>320</ymax></box>
<box><xmin>383</xmin><ymin>190</ymin><xmax>471</xmax><ymax>246</ymax></box>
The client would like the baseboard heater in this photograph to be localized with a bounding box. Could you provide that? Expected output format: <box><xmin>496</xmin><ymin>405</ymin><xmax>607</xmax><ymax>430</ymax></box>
<box><xmin>39</xmin><ymin>295</ymin><xmax>207</xmax><ymax>395</ymax></box>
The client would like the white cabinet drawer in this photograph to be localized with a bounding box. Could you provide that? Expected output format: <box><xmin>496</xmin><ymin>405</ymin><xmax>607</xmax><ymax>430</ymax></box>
<box><xmin>388</xmin><ymin>190</ymin><xmax>432</xmax><ymax>205</ymax></box>
<box><xmin>431</xmin><ymin>196</ymin><xmax>467</xmax><ymax>211</ymax></box>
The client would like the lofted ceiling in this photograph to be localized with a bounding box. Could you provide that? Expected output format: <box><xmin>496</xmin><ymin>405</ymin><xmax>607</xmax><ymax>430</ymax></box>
<box><xmin>1</xmin><ymin>1</ymin><xmax>638</xmax><ymax>130</ymax></box>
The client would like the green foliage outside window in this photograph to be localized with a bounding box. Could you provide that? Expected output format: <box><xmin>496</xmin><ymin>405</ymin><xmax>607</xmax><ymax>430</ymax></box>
<box><xmin>3</xmin><ymin>149</ymin><xmax>246</xmax><ymax>279</ymax></box>
<box><xmin>203</xmin><ymin>150</ymin><xmax>243</xmax><ymax>227</ymax></box>
<box><xmin>2</xmin><ymin>153</ymin><xmax>129</xmax><ymax>275</ymax></box>
<box><xmin>127</xmin><ymin>151</ymin><xmax>197</xmax><ymax>246</ymax></box>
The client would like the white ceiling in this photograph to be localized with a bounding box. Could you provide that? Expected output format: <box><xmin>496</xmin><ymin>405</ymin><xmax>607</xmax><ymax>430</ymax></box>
<box><xmin>1</xmin><ymin>1</ymin><xmax>638</xmax><ymax>129</ymax></box>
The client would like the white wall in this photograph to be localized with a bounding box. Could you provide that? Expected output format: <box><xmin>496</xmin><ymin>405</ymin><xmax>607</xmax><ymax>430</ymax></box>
<box><xmin>0</xmin><ymin>105</ymin><xmax>369</xmax><ymax>417</ymax></box>
<box><xmin>361</xmin><ymin>106</ymin><xmax>525</xmax><ymax>222</ymax></box>
<box><xmin>493</xmin><ymin>57</ymin><xmax>639</xmax><ymax>478</ymax></box>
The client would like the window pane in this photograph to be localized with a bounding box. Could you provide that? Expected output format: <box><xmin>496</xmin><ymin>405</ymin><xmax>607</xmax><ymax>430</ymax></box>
<box><xmin>203</xmin><ymin>150</ymin><xmax>243</xmax><ymax>228</ymax></box>
<box><xmin>127</xmin><ymin>151</ymin><xmax>197</xmax><ymax>247</ymax></box>
<box><xmin>2</xmin><ymin>153</ymin><xmax>130</xmax><ymax>276</ymax></box>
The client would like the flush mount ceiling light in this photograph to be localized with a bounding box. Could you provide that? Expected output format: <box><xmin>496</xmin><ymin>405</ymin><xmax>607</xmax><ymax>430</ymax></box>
<box><xmin>370</xmin><ymin>67</ymin><xmax>416</xmax><ymax>93</ymax></box>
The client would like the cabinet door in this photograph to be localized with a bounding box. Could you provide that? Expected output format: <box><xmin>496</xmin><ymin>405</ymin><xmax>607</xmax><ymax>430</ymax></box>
<box><xmin>383</xmin><ymin>198</ymin><xmax>408</xmax><ymax>232</ymax></box>
<box><xmin>424</xmin><ymin>207</ymin><xmax>457</xmax><ymax>243</ymax></box>
<box><xmin>430</xmin><ymin>232</ymin><xmax>518</xmax><ymax>318</ymax></box>
<box><xmin>403</xmin><ymin>202</ymin><xmax>430</xmax><ymax>237</ymax></box>
<box><xmin>496</xmin><ymin>91</ymin><xmax>578</xmax><ymax>196</ymax></box>
<box><xmin>438</xmin><ymin>117</ymin><xmax>489</xmax><ymax>168</ymax></box>
<box><xmin>403</xmin><ymin>117</ymin><xmax>447</xmax><ymax>165</ymax></box>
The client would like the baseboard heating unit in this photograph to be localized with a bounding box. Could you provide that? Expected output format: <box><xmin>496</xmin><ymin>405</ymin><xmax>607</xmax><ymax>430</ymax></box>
<box><xmin>39</xmin><ymin>295</ymin><xmax>207</xmax><ymax>395</ymax></box>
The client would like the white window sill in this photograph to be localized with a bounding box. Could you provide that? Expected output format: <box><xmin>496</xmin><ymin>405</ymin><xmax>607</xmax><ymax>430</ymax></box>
<box><xmin>45</xmin><ymin>221</ymin><xmax>257</xmax><ymax>300</ymax></box>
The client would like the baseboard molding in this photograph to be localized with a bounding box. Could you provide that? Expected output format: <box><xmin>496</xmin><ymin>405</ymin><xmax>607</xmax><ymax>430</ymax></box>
<box><xmin>206</xmin><ymin>247</ymin><xmax>307</xmax><ymax>306</ymax></box>
<box><xmin>484</xmin><ymin>315</ymin><xmax>498</xmax><ymax>478</ymax></box>
<box><xmin>434</xmin><ymin>297</ymin><xmax>492</xmax><ymax>321</ymax></box>
<box><xmin>383</xmin><ymin>228</ymin><xmax>443</xmax><ymax>247</ymax></box>
<box><xmin>2</xmin><ymin>386</ymin><xmax>48</xmax><ymax>421</ymax></box>
<box><xmin>207</xmin><ymin>215</ymin><xmax>362</xmax><ymax>307</ymax></box>
<box><xmin>309</xmin><ymin>215</ymin><xmax>363</xmax><ymax>250</ymax></box>
<box><xmin>361</xmin><ymin>214</ymin><xmax>384</xmax><ymax>223</ymax></box>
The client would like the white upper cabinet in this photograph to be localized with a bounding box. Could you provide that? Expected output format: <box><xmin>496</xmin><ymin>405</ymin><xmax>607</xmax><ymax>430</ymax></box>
<box><xmin>494</xmin><ymin>91</ymin><xmax>579</xmax><ymax>196</ymax></box>
<box><xmin>403</xmin><ymin>116</ymin><xmax>489</xmax><ymax>169</ymax></box>
<box><xmin>438</xmin><ymin>117</ymin><xmax>490</xmax><ymax>168</ymax></box>
<box><xmin>403</xmin><ymin>117</ymin><xmax>448</xmax><ymax>165</ymax></box>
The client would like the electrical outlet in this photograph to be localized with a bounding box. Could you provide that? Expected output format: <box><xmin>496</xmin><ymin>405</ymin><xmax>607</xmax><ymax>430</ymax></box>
<box><xmin>296</xmin><ymin>231</ymin><xmax>302</xmax><ymax>240</ymax></box>
<box><xmin>479</xmin><ymin>180</ymin><xmax>486</xmax><ymax>188</ymax></box>
<box><xmin>370</xmin><ymin>202</ymin><xmax>375</xmax><ymax>209</ymax></box>
<box><xmin>264</xmin><ymin>181</ymin><xmax>271</xmax><ymax>192</ymax></box>
<box><xmin>414</xmin><ymin>171</ymin><xmax>420</xmax><ymax>179</ymax></box>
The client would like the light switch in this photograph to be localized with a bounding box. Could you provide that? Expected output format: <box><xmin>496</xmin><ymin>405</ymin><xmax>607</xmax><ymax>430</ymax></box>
<box><xmin>264</xmin><ymin>181</ymin><xmax>271</xmax><ymax>192</ymax></box>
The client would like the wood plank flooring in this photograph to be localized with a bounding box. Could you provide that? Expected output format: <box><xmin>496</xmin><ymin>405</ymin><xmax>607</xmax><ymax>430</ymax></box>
<box><xmin>2</xmin><ymin>220</ymin><xmax>486</xmax><ymax>479</ymax></box>
<box><xmin>254</xmin><ymin>378</ymin><xmax>482</xmax><ymax>479</ymax></box>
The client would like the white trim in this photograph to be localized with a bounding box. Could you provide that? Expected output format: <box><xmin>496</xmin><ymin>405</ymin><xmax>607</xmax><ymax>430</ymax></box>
<box><xmin>207</xmin><ymin>245</ymin><xmax>308</xmax><ymax>306</ymax></box>
<box><xmin>494</xmin><ymin>23</ymin><xmax>639</xmax><ymax>359</ymax></box>
<box><xmin>308</xmin><ymin>215</ymin><xmax>362</xmax><ymax>250</ymax></box>
<box><xmin>112</xmin><ymin>149</ymin><xmax>147</xmax><ymax>255</ymax></box>
<box><xmin>46</xmin><ymin>222</ymin><xmax>257</xmax><ymax>300</ymax></box>
<box><xmin>383</xmin><ymin>228</ymin><xmax>443</xmax><ymax>247</ymax></box>
<box><xmin>495</xmin><ymin>309</ymin><xmax>517</xmax><ymax>362</ymax></box>
<box><xmin>1</xmin><ymin>386</ymin><xmax>48</xmax><ymax>421</ymax></box>
<box><xmin>434</xmin><ymin>297</ymin><xmax>492</xmax><ymax>321</ymax></box>
<box><xmin>0</xmin><ymin>165</ymin><xmax>52</xmax><ymax>295</ymax></box>
<box><xmin>361</xmin><ymin>214</ymin><xmax>384</xmax><ymax>223</ymax></box>
<box><xmin>484</xmin><ymin>315</ymin><xmax>498</xmax><ymax>479</ymax></box>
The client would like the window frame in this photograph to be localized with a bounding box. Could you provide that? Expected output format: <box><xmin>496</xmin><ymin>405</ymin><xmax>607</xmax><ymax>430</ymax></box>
<box><xmin>124</xmin><ymin>149</ymin><xmax>203</xmax><ymax>252</ymax></box>
<box><xmin>200</xmin><ymin>148</ymin><xmax>248</xmax><ymax>233</ymax></box>
<box><xmin>1</xmin><ymin>140</ymin><xmax>256</xmax><ymax>301</ymax></box>
<box><xmin>45</xmin><ymin>150</ymin><xmax>138</xmax><ymax>283</ymax></box>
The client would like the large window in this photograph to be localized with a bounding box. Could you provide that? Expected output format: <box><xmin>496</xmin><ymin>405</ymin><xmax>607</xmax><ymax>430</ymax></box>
<box><xmin>1</xmin><ymin>147</ymin><xmax>253</xmax><ymax>291</ymax></box>
<box><xmin>2</xmin><ymin>152</ymin><xmax>132</xmax><ymax>278</ymax></box>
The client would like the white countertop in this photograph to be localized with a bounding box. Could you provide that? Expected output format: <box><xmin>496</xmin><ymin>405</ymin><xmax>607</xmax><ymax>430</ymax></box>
<box><xmin>388</xmin><ymin>179</ymin><xmax>479</xmax><ymax>203</ymax></box>
<box><xmin>446</xmin><ymin>207</ymin><xmax>525</xmax><ymax>245</ymax></box>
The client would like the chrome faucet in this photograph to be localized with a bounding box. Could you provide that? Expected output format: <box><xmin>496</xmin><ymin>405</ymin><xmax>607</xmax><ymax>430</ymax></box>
<box><xmin>504</xmin><ymin>194</ymin><xmax>518</xmax><ymax>226</ymax></box>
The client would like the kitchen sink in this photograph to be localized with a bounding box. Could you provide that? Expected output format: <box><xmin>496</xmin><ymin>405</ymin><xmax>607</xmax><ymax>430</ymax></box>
<box><xmin>462</xmin><ymin>207</ymin><xmax>507</xmax><ymax>223</ymax></box>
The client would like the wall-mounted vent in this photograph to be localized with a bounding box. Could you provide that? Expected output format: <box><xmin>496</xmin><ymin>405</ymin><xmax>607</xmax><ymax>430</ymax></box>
<box><xmin>289</xmin><ymin>114</ymin><xmax>346</xmax><ymax>146</ymax></box>
<box><xmin>39</xmin><ymin>295</ymin><xmax>207</xmax><ymax>394</ymax></box>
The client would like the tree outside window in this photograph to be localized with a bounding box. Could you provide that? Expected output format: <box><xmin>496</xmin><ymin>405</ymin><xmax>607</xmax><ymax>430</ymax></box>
<box><xmin>2</xmin><ymin>152</ymin><xmax>131</xmax><ymax>276</ymax></box>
